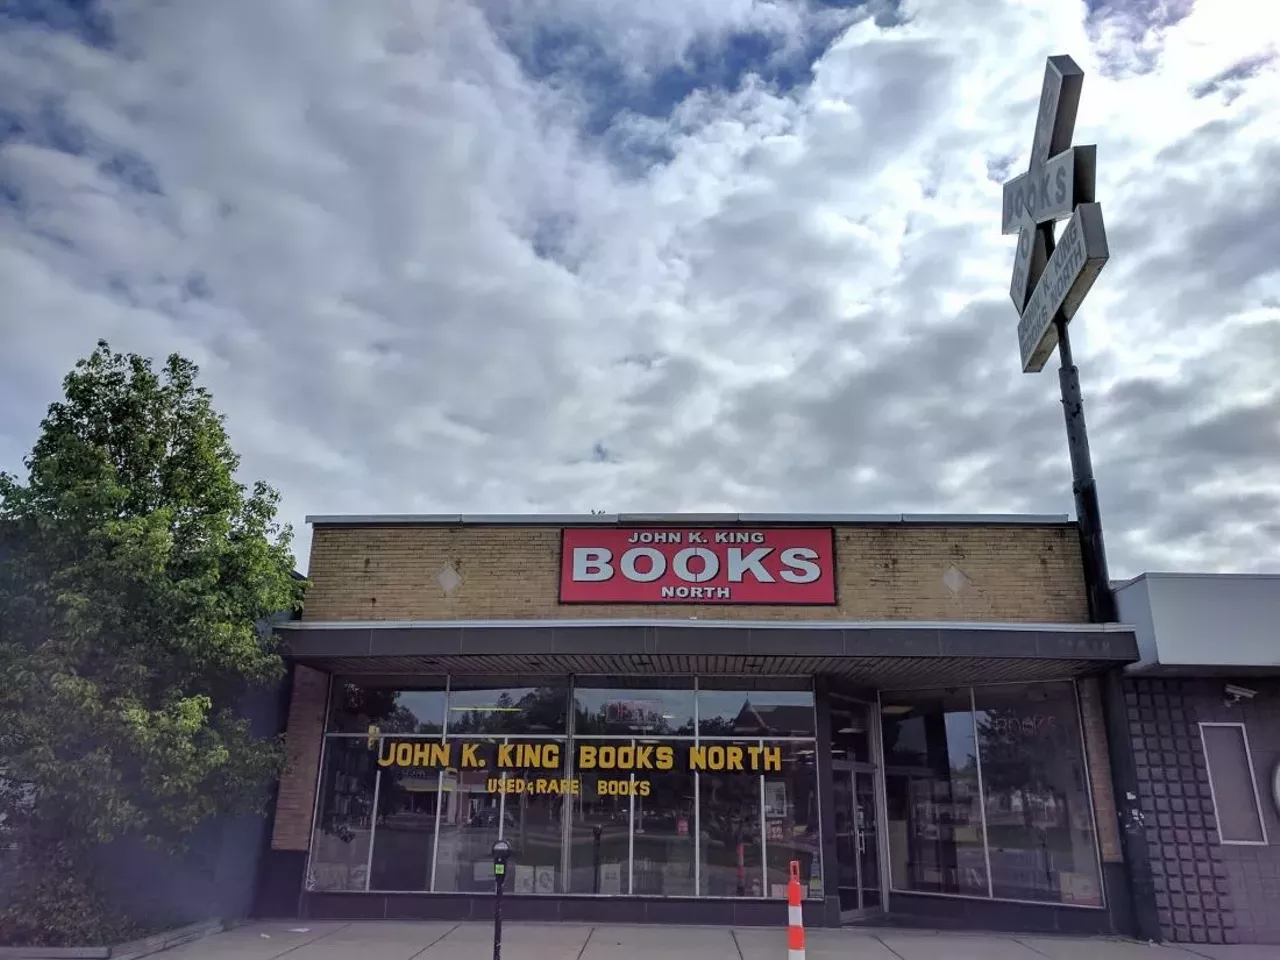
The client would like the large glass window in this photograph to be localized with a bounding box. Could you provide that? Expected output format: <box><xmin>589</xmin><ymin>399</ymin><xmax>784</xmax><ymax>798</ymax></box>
<box><xmin>308</xmin><ymin>738</ymin><xmax>378</xmax><ymax>891</ymax></box>
<box><xmin>699</xmin><ymin>742</ymin><xmax>764</xmax><ymax>896</ymax></box>
<box><xmin>568</xmin><ymin>740</ymin><xmax>634</xmax><ymax>894</ymax></box>
<box><xmin>330</xmin><ymin>682</ymin><xmax>446</xmax><ymax>735</ymax></box>
<box><xmin>882</xmin><ymin>682</ymin><xmax>1104</xmax><ymax>908</ymax></box>
<box><xmin>370</xmin><ymin>749</ymin><xmax>440</xmax><ymax>891</ymax></box>
<box><xmin>882</xmin><ymin>688</ymin><xmax>988</xmax><ymax>897</ymax></box>
<box><xmin>633</xmin><ymin>747</ymin><xmax>696</xmax><ymax>896</ymax></box>
<box><xmin>973</xmin><ymin>683</ymin><xmax>1102</xmax><ymax>906</ymax></box>
<box><xmin>308</xmin><ymin>676</ymin><xmax>820</xmax><ymax>899</ymax></box>
<box><xmin>446</xmin><ymin>682</ymin><xmax>568</xmax><ymax>735</ymax></box>
<box><xmin>575</xmin><ymin>681</ymin><xmax>695</xmax><ymax>737</ymax></box>
<box><xmin>698</xmin><ymin>680</ymin><xmax>815</xmax><ymax>738</ymax></box>
<box><xmin>764</xmin><ymin>743</ymin><xmax>821</xmax><ymax>898</ymax></box>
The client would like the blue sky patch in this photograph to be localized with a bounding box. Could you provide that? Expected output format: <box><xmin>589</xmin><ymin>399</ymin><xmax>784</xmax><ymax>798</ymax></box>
<box><xmin>2</xmin><ymin>0</ymin><xmax>115</xmax><ymax>49</ymax></box>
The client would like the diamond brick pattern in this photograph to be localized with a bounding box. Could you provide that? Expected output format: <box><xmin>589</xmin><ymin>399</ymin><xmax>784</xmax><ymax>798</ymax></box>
<box><xmin>1126</xmin><ymin>677</ymin><xmax>1280</xmax><ymax>946</ymax></box>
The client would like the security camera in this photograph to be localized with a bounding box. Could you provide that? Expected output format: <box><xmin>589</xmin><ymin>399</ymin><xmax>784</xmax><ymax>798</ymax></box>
<box><xmin>1225</xmin><ymin>684</ymin><xmax>1257</xmax><ymax>704</ymax></box>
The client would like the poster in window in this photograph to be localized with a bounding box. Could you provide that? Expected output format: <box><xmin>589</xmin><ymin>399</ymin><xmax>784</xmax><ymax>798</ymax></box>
<box><xmin>764</xmin><ymin>782</ymin><xmax>787</xmax><ymax>818</ymax></box>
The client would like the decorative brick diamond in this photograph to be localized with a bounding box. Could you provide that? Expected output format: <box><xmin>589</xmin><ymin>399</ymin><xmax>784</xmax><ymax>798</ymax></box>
<box><xmin>436</xmin><ymin>565</ymin><xmax>462</xmax><ymax>593</ymax></box>
<box><xmin>942</xmin><ymin>565</ymin><xmax>970</xmax><ymax>595</ymax></box>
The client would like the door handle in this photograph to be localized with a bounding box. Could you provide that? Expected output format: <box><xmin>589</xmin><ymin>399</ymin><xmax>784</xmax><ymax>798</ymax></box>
<box><xmin>856</xmin><ymin>828</ymin><xmax>866</xmax><ymax>855</ymax></box>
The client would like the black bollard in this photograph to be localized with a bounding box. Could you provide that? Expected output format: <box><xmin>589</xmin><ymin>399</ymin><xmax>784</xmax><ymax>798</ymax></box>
<box><xmin>491</xmin><ymin>839</ymin><xmax>511</xmax><ymax>960</ymax></box>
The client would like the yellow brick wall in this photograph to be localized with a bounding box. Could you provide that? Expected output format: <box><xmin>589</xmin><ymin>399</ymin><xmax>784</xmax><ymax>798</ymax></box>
<box><xmin>302</xmin><ymin>523</ymin><xmax>1088</xmax><ymax>623</ymax></box>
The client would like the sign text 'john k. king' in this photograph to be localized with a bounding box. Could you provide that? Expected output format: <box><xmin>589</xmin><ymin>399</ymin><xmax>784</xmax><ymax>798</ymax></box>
<box><xmin>560</xmin><ymin>527</ymin><xmax>836</xmax><ymax>605</ymax></box>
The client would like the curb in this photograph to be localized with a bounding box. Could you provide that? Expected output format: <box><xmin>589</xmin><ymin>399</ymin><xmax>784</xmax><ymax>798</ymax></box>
<box><xmin>0</xmin><ymin>918</ymin><xmax>228</xmax><ymax>960</ymax></box>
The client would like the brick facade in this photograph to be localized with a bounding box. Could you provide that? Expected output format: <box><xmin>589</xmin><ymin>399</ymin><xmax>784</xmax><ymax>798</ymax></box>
<box><xmin>301</xmin><ymin>522</ymin><xmax>1089</xmax><ymax>623</ymax></box>
<box><xmin>1126</xmin><ymin>677</ymin><xmax>1280</xmax><ymax>945</ymax></box>
<box><xmin>271</xmin><ymin>665</ymin><xmax>330</xmax><ymax>852</ymax></box>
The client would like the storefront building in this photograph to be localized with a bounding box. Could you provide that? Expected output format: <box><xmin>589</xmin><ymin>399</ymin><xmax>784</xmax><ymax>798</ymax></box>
<box><xmin>1116</xmin><ymin>573</ymin><xmax>1280</xmax><ymax>946</ymax></box>
<box><xmin>254</xmin><ymin>514</ymin><xmax>1140</xmax><ymax>933</ymax></box>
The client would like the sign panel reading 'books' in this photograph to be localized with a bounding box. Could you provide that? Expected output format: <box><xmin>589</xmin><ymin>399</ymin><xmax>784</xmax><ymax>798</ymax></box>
<box><xmin>559</xmin><ymin>527</ymin><xmax>836</xmax><ymax>605</ymax></box>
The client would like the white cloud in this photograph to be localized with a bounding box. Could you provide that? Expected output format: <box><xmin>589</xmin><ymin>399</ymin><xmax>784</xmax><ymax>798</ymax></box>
<box><xmin>1</xmin><ymin>0</ymin><xmax>1278</xmax><ymax>579</ymax></box>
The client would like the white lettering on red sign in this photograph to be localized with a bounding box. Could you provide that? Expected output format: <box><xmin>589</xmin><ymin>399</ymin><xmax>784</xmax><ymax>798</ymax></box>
<box><xmin>560</xmin><ymin>528</ymin><xmax>835</xmax><ymax>605</ymax></box>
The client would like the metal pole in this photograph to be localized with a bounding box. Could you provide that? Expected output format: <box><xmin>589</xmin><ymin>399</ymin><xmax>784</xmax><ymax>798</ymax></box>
<box><xmin>493</xmin><ymin>874</ymin><xmax>504</xmax><ymax>960</ymax></box>
<box><xmin>1054</xmin><ymin>315</ymin><xmax>1116</xmax><ymax>623</ymax></box>
<box><xmin>1049</xmin><ymin>301</ymin><xmax>1160</xmax><ymax>942</ymax></box>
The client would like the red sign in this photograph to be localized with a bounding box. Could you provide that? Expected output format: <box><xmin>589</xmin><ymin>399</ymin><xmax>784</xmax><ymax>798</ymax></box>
<box><xmin>559</xmin><ymin>528</ymin><xmax>835</xmax><ymax>605</ymax></box>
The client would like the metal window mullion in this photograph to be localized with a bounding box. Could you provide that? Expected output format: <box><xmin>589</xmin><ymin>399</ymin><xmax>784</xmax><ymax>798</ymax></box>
<box><xmin>364</xmin><ymin>767</ymin><xmax>383</xmax><ymax>892</ymax></box>
<box><xmin>429</xmin><ymin>767</ymin><xmax>444</xmax><ymax>892</ymax></box>
<box><xmin>301</xmin><ymin>733</ymin><xmax>332</xmax><ymax>894</ymax></box>
<box><xmin>628</xmin><ymin>738</ymin><xmax>636</xmax><ymax>895</ymax></box>
<box><xmin>562</xmin><ymin>676</ymin><xmax>575</xmax><ymax>893</ymax></box>
<box><xmin>694</xmin><ymin>676</ymin><xmax>701</xmax><ymax>896</ymax></box>
<box><xmin>442</xmin><ymin>674</ymin><xmax>451</xmax><ymax>736</ymax></box>
<box><xmin>969</xmin><ymin>686</ymin><xmax>994</xmax><ymax>899</ymax></box>
<box><xmin>498</xmin><ymin>737</ymin><xmax>508</xmax><ymax>841</ymax></box>
<box><xmin>758</xmin><ymin>738</ymin><xmax>767</xmax><ymax>899</ymax></box>
<box><xmin>873</xmin><ymin>689</ymin><xmax>891</xmax><ymax>913</ymax></box>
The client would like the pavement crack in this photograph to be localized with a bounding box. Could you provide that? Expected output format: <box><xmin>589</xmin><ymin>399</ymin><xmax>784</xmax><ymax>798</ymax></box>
<box><xmin>1013</xmin><ymin>938</ymin><xmax>1054</xmax><ymax>958</ymax></box>
<box><xmin>729</xmin><ymin>928</ymin><xmax>745</xmax><ymax>960</ymax></box>
<box><xmin>407</xmin><ymin>922</ymin><xmax>461</xmax><ymax>960</ymax></box>
<box><xmin>575</xmin><ymin>925</ymin><xmax>596</xmax><ymax>960</ymax></box>
<box><xmin>872</xmin><ymin>933</ymin><xmax>908</xmax><ymax>960</ymax></box>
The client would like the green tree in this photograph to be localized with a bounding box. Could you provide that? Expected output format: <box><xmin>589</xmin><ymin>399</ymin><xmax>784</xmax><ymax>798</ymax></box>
<box><xmin>0</xmin><ymin>341</ymin><xmax>305</xmax><ymax>945</ymax></box>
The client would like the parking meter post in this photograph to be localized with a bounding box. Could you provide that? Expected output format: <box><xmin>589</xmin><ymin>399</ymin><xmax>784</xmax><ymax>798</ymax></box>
<box><xmin>491</xmin><ymin>839</ymin><xmax>511</xmax><ymax>960</ymax></box>
<box><xmin>593</xmin><ymin>824</ymin><xmax>602</xmax><ymax>894</ymax></box>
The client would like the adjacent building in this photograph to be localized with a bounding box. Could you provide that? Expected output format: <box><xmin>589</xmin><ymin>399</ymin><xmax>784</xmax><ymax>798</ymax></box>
<box><xmin>1116</xmin><ymin>573</ymin><xmax>1280</xmax><ymax>946</ymax></box>
<box><xmin>253</xmin><ymin>513</ymin><xmax>1142</xmax><ymax>934</ymax></box>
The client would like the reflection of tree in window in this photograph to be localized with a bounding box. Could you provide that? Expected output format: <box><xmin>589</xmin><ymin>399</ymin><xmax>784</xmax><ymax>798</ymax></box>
<box><xmin>448</xmin><ymin>687</ymin><xmax>566</xmax><ymax>735</ymax></box>
<box><xmin>334</xmin><ymin>683</ymin><xmax>428</xmax><ymax>734</ymax></box>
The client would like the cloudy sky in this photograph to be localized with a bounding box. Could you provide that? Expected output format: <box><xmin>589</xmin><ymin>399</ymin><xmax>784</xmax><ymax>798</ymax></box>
<box><xmin>1</xmin><ymin>0</ymin><xmax>1278</xmax><ymax>578</ymax></box>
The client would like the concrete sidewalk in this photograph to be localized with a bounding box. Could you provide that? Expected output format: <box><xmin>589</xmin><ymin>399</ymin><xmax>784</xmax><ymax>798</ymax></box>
<box><xmin>156</xmin><ymin>921</ymin><xmax>1279</xmax><ymax>960</ymax></box>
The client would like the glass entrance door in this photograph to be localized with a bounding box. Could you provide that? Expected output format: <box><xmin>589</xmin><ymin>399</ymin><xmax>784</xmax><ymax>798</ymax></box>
<box><xmin>831</xmin><ymin>696</ymin><xmax>884</xmax><ymax>923</ymax></box>
<box><xmin>833</xmin><ymin>766</ymin><xmax>883</xmax><ymax>920</ymax></box>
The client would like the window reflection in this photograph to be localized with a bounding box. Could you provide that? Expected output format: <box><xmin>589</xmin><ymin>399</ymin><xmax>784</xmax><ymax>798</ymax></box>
<box><xmin>763</xmin><ymin>743</ymin><xmax>822</xmax><ymax>898</ymax></box>
<box><xmin>699</xmin><ymin>746</ymin><xmax>764</xmax><ymax>897</ymax></box>
<box><xmin>369</xmin><ymin>761</ymin><xmax>439</xmax><ymax>891</ymax></box>
<box><xmin>568</xmin><ymin>740</ymin><xmax>633</xmax><ymax>894</ymax></box>
<box><xmin>308</xmin><ymin>739</ymin><xmax>377</xmax><ymax>891</ymax></box>
<box><xmin>698</xmin><ymin>682</ymin><xmax>814</xmax><ymax>738</ymax></box>
<box><xmin>973</xmin><ymin>683</ymin><xmax>1102</xmax><ymax>906</ymax></box>
<box><xmin>633</xmin><ymin>750</ymin><xmax>696</xmax><ymax>896</ymax></box>
<box><xmin>881</xmin><ymin>688</ymin><xmax>989</xmax><ymax>897</ymax></box>
<box><xmin>433</xmin><ymin>739</ymin><xmax>507</xmax><ymax>893</ymax></box>
<box><xmin>575</xmin><ymin>682</ymin><xmax>695</xmax><ymax>737</ymax></box>
<box><xmin>447</xmin><ymin>684</ymin><xmax>568</xmax><ymax>736</ymax></box>
<box><xmin>330</xmin><ymin>682</ymin><xmax>446</xmax><ymax>735</ymax></box>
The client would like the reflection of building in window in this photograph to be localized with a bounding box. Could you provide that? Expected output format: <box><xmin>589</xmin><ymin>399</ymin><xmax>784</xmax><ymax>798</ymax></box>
<box><xmin>881</xmin><ymin>682</ymin><xmax>1102</xmax><ymax>907</ymax></box>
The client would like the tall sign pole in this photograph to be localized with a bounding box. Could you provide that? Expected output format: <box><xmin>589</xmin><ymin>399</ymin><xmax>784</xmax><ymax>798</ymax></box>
<box><xmin>1001</xmin><ymin>56</ymin><xmax>1158</xmax><ymax>942</ymax></box>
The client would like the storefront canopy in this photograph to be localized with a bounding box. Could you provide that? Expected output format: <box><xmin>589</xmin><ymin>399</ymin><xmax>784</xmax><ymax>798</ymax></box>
<box><xmin>277</xmin><ymin>618</ymin><xmax>1137</xmax><ymax>686</ymax></box>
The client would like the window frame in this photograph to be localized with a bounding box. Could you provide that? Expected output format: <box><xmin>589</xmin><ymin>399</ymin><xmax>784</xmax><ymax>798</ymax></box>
<box><xmin>1198</xmin><ymin>721</ymin><xmax>1269</xmax><ymax>847</ymax></box>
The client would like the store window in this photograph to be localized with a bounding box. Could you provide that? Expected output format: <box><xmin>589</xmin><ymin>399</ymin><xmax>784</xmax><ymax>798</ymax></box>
<box><xmin>882</xmin><ymin>688</ymin><xmax>988</xmax><ymax>897</ymax></box>
<box><xmin>370</xmin><ymin>752</ymin><xmax>440</xmax><ymax>891</ymax></box>
<box><xmin>330</xmin><ymin>682</ymin><xmax>446</xmax><ymax>735</ymax></box>
<box><xmin>881</xmin><ymin>682</ymin><xmax>1105</xmax><ymax>908</ymax></box>
<box><xmin>447</xmin><ymin>682</ymin><xmax>568</xmax><ymax>736</ymax></box>
<box><xmin>763</xmin><ymin>743</ymin><xmax>821</xmax><ymax>898</ymax></box>
<box><xmin>308</xmin><ymin>676</ymin><xmax>821</xmax><ymax>899</ymax></box>
<box><xmin>308</xmin><ymin>738</ymin><xmax>378</xmax><ymax>891</ymax></box>
<box><xmin>699</xmin><ymin>748</ymin><xmax>763</xmax><ymax>896</ymax></box>
<box><xmin>698</xmin><ymin>680</ymin><xmax>815</xmax><ymax>738</ymax></box>
<box><xmin>575</xmin><ymin>680</ymin><xmax>695</xmax><ymax>737</ymax></box>
<box><xmin>633</xmin><ymin>745</ymin><xmax>697</xmax><ymax>896</ymax></box>
<box><xmin>973</xmin><ymin>683</ymin><xmax>1103</xmax><ymax>906</ymax></box>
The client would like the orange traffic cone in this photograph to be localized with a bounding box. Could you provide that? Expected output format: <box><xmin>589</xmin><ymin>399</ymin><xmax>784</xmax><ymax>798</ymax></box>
<box><xmin>787</xmin><ymin>860</ymin><xmax>805</xmax><ymax>960</ymax></box>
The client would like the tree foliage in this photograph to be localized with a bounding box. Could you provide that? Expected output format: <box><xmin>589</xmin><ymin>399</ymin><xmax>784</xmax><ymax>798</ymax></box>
<box><xmin>0</xmin><ymin>341</ymin><xmax>305</xmax><ymax>945</ymax></box>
